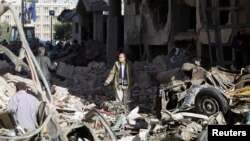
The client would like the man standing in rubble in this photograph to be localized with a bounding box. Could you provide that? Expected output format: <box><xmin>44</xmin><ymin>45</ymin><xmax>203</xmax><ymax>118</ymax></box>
<box><xmin>36</xmin><ymin>46</ymin><xmax>57</xmax><ymax>87</ymax></box>
<box><xmin>104</xmin><ymin>52</ymin><xmax>134</xmax><ymax>109</ymax></box>
<box><xmin>8</xmin><ymin>82</ymin><xmax>40</xmax><ymax>131</ymax></box>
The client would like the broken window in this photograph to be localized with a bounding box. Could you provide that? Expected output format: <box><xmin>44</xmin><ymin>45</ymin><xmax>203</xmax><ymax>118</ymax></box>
<box><xmin>219</xmin><ymin>0</ymin><xmax>230</xmax><ymax>25</ymax></box>
<box><xmin>148</xmin><ymin>0</ymin><xmax>169</xmax><ymax>31</ymax></box>
<box><xmin>205</xmin><ymin>0</ymin><xmax>230</xmax><ymax>26</ymax></box>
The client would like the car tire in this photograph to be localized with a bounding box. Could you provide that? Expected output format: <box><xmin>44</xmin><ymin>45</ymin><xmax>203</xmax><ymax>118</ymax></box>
<box><xmin>195</xmin><ymin>88</ymin><xmax>229</xmax><ymax>116</ymax></box>
<box><xmin>196</xmin><ymin>130</ymin><xmax>208</xmax><ymax>141</ymax></box>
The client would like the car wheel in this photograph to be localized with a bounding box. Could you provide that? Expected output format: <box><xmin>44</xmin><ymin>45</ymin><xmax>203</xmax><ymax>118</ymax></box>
<box><xmin>195</xmin><ymin>88</ymin><xmax>229</xmax><ymax>116</ymax></box>
<box><xmin>196</xmin><ymin>130</ymin><xmax>208</xmax><ymax>141</ymax></box>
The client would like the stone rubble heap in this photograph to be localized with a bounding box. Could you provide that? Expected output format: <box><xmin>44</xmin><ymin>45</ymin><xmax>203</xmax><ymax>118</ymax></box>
<box><xmin>52</xmin><ymin>85</ymin><xmax>97</xmax><ymax>127</ymax></box>
<box><xmin>53</xmin><ymin>48</ymin><xmax>196</xmax><ymax>113</ymax></box>
<box><xmin>53</xmin><ymin>61</ymin><xmax>160</xmax><ymax>113</ymax></box>
<box><xmin>54</xmin><ymin>61</ymin><xmax>114</xmax><ymax>106</ymax></box>
<box><xmin>0</xmin><ymin>75</ymin><xmax>15</xmax><ymax>111</ymax></box>
<box><xmin>0</xmin><ymin>49</ymin><xmax>197</xmax><ymax>140</ymax></box>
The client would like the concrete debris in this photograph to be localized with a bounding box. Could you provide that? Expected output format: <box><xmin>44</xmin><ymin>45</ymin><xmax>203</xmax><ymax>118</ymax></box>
<box><xmin>56</xmin><ymin>62</ymin><xmax>75</xmax><ymax>79</ymax></box>
<box><xmin>147</xmin><ymin>111</ymin><xmax>227</xmax><ymax>141</ymax></box>
<box><xmin>54</xmin><ymin>61</ymin><xmax>159</xmax><ymax>113</ymax></box>
<box><xmin>0</xmin><ymin>73</ymin><xmax>40</xmax><ymax>113</ymax></box>
<box><xmin>84</xmin><ymin>40</ymin><xmax>103</xmax><ymax>61</ymax></box>
<box><xmin>1</xmin><ymin>49</ymin><xmax>249</xmax><ymax>141</ymax></box>
<box><xmin>118</xmin><ymin>135</ymin><xmax>142</xmax><ymax>141</ymax></box>
<box><xmin>4</xmin><ymin>73</ymin><xmax>38</xmax><ymax>93</ymax></box>
<box><xmin>127</xmin><ymin>107</ymin><xmax>142</xmax><ymax>122</ymax></box>
<box><xmin>53</xmin><ymin>59</ymin><xmax>161</xmax><ymax>139</ymax></box>
<box><xmin>136</xmin><ymin>72</ymin><xmax>151</xmax><ymax>89</ymax></box>
<box><xmin>48</xmin><ymin>85</ymin><xmax>150</xmax><ymax>140</ymax></box>
<box><xmin>148</xmin><ymin>121</ymin><xmax>201</xmax><ymax>141</ymax></box>
<box><xmin>152</xmin><ymin>55</ymin><xmax>168</xmax><ymax>72</ymax></box>
<box><xmin>54</xmin><ymin>61</ymin><xmax>113</xmax><ymax>105</ymax></box>
<box><xmin>156</xmin><ymin>68</ymin><xmax>189</xmax><ymax>83</ymax></box>
<box><xmin>53</xmin><ymin>56</ymin><xmax>217</xmax><ymax>140</ymax></box>
<box><xmin>40</xmin><ymin>54</ymin><xmax>250</xmax><ymax>140</ymax></box>
<box><xmin>150</xmin><ymin>48</ymin><xmax>196</xmax><ymax>73</ymax></box>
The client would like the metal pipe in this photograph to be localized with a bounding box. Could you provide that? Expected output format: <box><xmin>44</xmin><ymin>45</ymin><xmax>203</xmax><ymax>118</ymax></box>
<box><xmin>85</xmin><ymin>109</ymin><xmax>117</xmax><ymax>141</ymax></box>
<box><xmin>0</xmin><ymin>45</ymin><xmax>30</xmax><ymax>71</ymax></box>
<box><xmin>7</xmin><ymin>3</ymin><xmax>53</xmax><ymax>102</ymax></box>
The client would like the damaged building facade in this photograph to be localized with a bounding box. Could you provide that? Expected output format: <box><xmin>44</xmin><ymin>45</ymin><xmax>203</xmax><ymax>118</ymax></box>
<box><xmin>124</xmin><ymin>0</ymin><xmax>250</xmax><ymax>67</ymax></box>
<box><xmin>62</xmin><ymin>0</ymin><xmax>250</xmax><ymax>67</ymax></box>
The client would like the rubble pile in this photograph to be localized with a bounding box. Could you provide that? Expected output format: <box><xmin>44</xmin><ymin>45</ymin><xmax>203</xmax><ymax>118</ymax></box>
<box><xmin>52</xmin><ymin>85</ymin><xmax>99</xmax><ymax>127</ymax></box>
<box><xmin>130</xmin><ymin>61</ymin><xmax>158</xmax><ymax>113</ymax></box>
<box><xmin>129</xmin><ymin>49</ymin><xmax>196</xmax><ymax>113</ymax></box>
<box><xmin>53</xmin><ymin>49</ymin><xmax>196</xmax><ymax>114</ymax></box>
<box><xmin>148</xmin><ymin>120</ymin><xmax>202</xmax><ymax>141</ymax></box>
<box><xmin>149</xmin><ymin>48</ymin><xmax>196</xmax><ymax>73</ymax></box>
<box><xmin>0</xmin><ymin>73</ymin><xmax>28</xmax><ymax>112</ymax></box>
<box><xmin>54</xmin><ymin>61</ymin><xmax>160</xmax><ymax>113</ymax></box>
<box><xmin>0</xmin><ymin>76</ymin><xmax>15</xmax><ymax>111</ymax></box>
<box><xmin>51</xmin><ymin>85</ymin><xmax>151</xmax><ymax>140</ymax></box>
<box><xmin>0</xmin><ymin>51</ymin><xmax>213</xmax><ymax>141</ymax></box>
<box><xmin>0</xmin><ymin>54</ymin><xmax>249</xmax><ymax>141</ymax></box>
<box><xmin>54</xmin><ymin>61</ymin><xmax>114</xmax><ymax>105</ymax></box>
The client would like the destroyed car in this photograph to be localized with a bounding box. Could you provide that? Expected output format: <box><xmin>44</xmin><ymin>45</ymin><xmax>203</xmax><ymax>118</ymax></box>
<box><xmin>158</xmin><ymin>62</ymin><xmax>250</xmax><ymax>116</ymax></box>
<box><xmin>0</xmin><ymin>2</ymin><xmax>116</xmax><ymax>141</ymax></box>
<box><xmin>148</xmin><ymin>109</ymin><xmax>226</xmax><ymax>141</ymax></box>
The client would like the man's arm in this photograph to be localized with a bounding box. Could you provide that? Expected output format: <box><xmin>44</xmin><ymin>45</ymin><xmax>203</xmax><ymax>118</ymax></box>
<box><xmin>105</xmin><ymin>64</ymin><xmax>116</xmax><ymax>85</ymax></box>
<box><xmin>45</xmin><ymin>57</ymin><xmax>57</xmax><ymax>70</ymax></box>
<box><xmin>8</xmin><ymin>96</ymin><xmax>18</xmax><ymax>115</ymax></box>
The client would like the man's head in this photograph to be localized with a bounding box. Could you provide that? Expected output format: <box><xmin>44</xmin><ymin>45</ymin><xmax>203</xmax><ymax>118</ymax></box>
<box><xmin>118</xmin><ymin>52</ymin><xmax>126</xmax><ymax>63</ymax></box>
<box><xmin>16</xmin><ymin>82</ymin><xmax>27</xmax><ymax>91</ymax></box>
<box><xmin>38</xmin><ymin>46</ymin><xmax>46</xmax><ymax>56</ymax></box>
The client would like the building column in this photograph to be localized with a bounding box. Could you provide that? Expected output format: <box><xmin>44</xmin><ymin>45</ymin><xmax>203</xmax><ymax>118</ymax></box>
<box><xmin>93</xmin><ymin>12</ymin><xmax>104</xmax><ymax>43</ymax></box>
<box><xmin>107</xmin><ymin>0</ymin><xmax>121</xmax><ymax>64</ymax></box>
